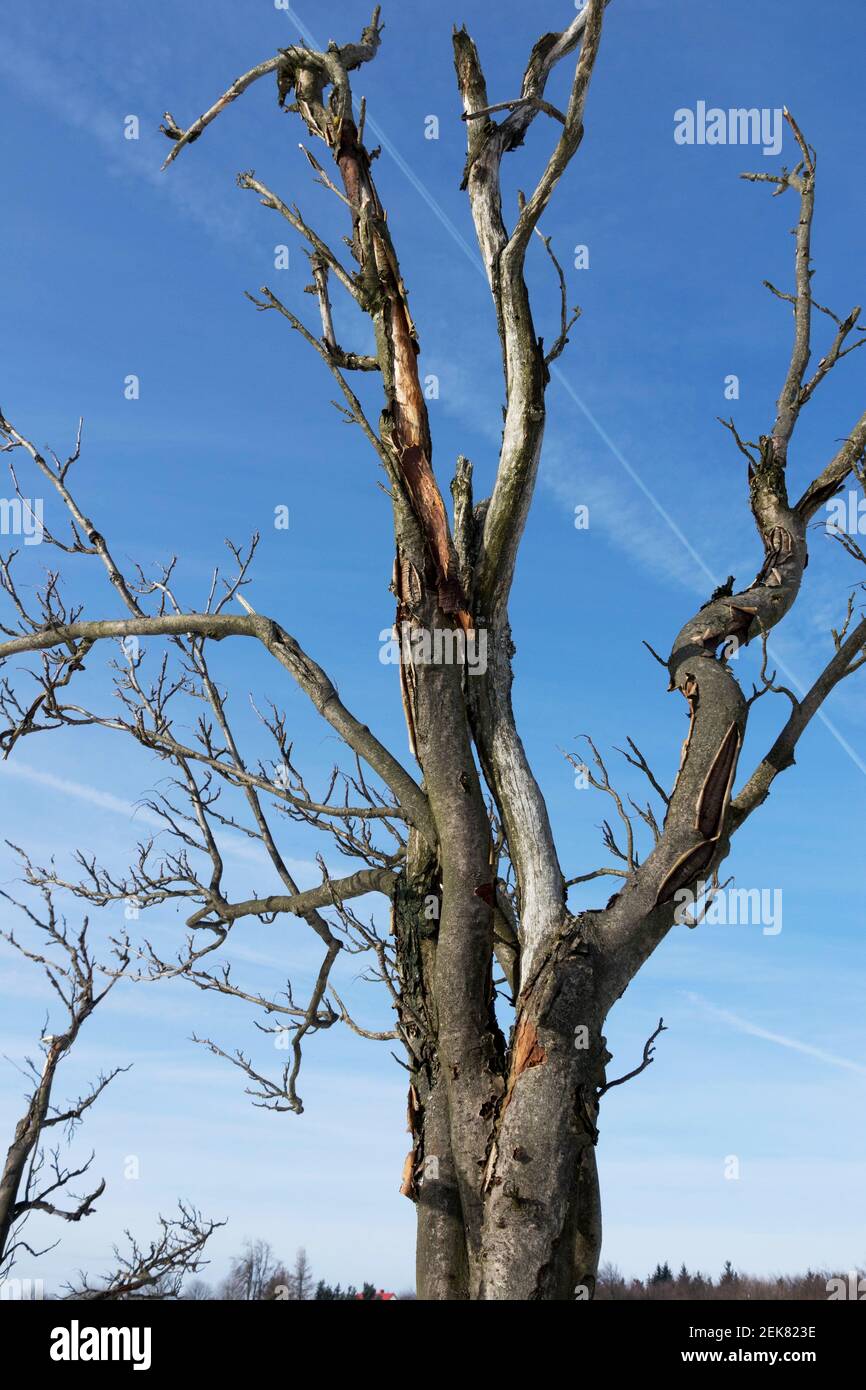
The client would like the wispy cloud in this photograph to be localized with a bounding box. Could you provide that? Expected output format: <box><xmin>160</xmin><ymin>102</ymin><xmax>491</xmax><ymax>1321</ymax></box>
<box><xmin>0</xmin><ymin>761</ymin><xmax>317</xmax><ymax>876</ymax></box>
<box><xmin>542</xmin><ymin>442</ymin><xmax>711</xmax><ymax>593</ymax></box>
<box><xmin>685</xmin><ymin>992</ymin><xmax>866</xmax><ymax>1077</ymax></box>
<box><xmin>0</xmin><ymin>31</ymin><xmax>245</xmax><ymax>244</ymax></box>
<box><xmin>0</xmin><ymin>760</ymin><xmax>164</xmax><ymax>827</ymax></box>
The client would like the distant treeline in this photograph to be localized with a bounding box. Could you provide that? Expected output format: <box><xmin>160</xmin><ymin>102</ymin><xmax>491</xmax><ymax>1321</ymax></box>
<box><xmin>596</xmin><ymin>1261</ymin><xmax>860</xmax><ymax>1300</ymax></box>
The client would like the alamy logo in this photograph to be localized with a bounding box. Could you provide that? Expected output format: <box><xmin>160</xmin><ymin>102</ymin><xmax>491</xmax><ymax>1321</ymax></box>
<box><xmin>0</xmin><ymin>1276</ymin><xmax>43</xmax><ymax>1299</ymax></box>
<box><xmin>825</xmin><ymin>490</ymin><xmax>866</xmax><ymax>536</ymax></box>
<box><xmin>674</xmin><ymin>102</ymin><xmax>783</xmax><ymax>156</ymax></box>
<box><xmin>673</xmin><ymin>881</ymin><xmax>782</xmax><ymax>935</ymax></box>
<box><xmin>0</xmin><ymin>495</ymin><xmax>43</xmax><ymax>545</ymax></box>
<box><xmin>49</xmin><ymin>1320</ymin><xmax>152</xmax><ymax>1372</ymax></box>
<box><xmin>379</xmin><ymin>622</ymin><xmax>487</xmax><ymax>676</ymax></box>
<box><xmin>827</xmin><ymin>1272</ymin><xmax>866</xmax><ymax>1300</ymax></box>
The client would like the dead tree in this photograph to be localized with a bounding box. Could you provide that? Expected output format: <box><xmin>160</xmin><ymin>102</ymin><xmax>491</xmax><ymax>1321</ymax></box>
<box><xmin>0</xmin><ymin>898</ymin><xmax>220</xmax><ymax>1297</ymax></box>
<box><xmin>2</xmin><ymin>3</ymin><xmax>866</xmax><ymax>1299</ymax></box>
<box><xmin>63</xmin><ymin>1202</ymin><xmax>221</xmax><ymax>1300</ymax></box>
<box><xmin>220</xmin><ymin>1239</ymin><xmax>282</xmax><ymax>1301</ymax></box>
<box><xmin>0</xmin><ymin>896</ymin><xmax>128</xmax><ymax>1277</ymax></box>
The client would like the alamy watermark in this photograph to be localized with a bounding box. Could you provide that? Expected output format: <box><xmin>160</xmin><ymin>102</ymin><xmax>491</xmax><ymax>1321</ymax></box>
<box><xmin>674</xmin><ymin>103</ymin><xmax>783</xmax><ymax>157</ymax></box>
<box><xmin>827</xmin><ymin>1272</ymin><xmax>866</xmax><ymax>1300</ymax></box>
<box><xmin>0</xmin><ymin>496</ymin><xmax>43</xmax><ymax>545</ymax></box>
<box><xmin>825</xmin><ymin>490</ymin><xmax>866</xmax><ymax>536</ymax></box>
<box><xmin>50</xmin><ymin>1320</ymin><xmax>151</xmax><ymax>1371</ymax></box>
<box><xmin>379</xmin><ymin>622</ymin><xmax>487</xmax><ymax>676</ymax></box>
<box><xmin>0</xmin><ymin>1276</ymin><xmax>44</xmax><ymax>1300</ymax></box>
<box><xmin>673</xmin><ymin>880</ymin><xmax>783</xmax><ymax>935</ymax></box>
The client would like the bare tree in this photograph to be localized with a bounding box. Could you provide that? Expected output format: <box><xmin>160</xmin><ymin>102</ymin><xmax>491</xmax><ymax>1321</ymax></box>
<box><xmin>0</xmin><ymin>899</ymin><xmax>220</xmax><ymax>1296</ymax></box>
<box><xmin>220</xmin><ymin>1242</ymin><xmax>314</xmax><ymax>1300</ymax></box>
<box><xmin>286</xmin><ymin>1247</ymin><xmax>314</xmax><ymax>1302</ymax></box>
<box><xmin>64</xmin><ymin>1202</ymin><xmax>222</xmax><ymax>1300</ymax></box>
<box><xmin>221</xmin><ymin>1238</ymin><xmax>281</xmax><ymax>1301</ymax></box>
<box><xmin>2</xmin><ymin>3</ymin><xmax>866</xmax><ymax>1300</ymax></box>
<box><xmin>0</xmin><ymin>896</ymin><xmax>128</xmax><ymax>1278</ymax></box>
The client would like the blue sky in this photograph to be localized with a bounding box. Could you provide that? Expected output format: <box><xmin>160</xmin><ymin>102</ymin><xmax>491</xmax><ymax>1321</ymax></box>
<box><xmin>1</xmin><ymin>0</ymin><xmax>865</xmax><ymax>1294</ymax></box>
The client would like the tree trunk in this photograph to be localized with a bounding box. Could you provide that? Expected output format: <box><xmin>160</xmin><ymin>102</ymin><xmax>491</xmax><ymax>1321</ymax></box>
<box><xmin>0</xmin><ymin>1047</ymin><xmax>61</xmax><ymax>1264</ymax></box>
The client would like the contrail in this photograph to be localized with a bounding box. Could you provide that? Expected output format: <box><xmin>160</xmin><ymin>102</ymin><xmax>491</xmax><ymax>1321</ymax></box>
<box><xmin>685</xmin><ymin>992</ymin><xmax>866</xmax><ymax>1077</ymax></box>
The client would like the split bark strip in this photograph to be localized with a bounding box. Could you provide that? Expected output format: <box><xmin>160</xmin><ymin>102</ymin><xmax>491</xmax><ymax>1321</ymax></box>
<box><xmin>502</xmin><ymin>1016</ymin><xmax>547</xmax><ymax>1111</ymax></box>
<box><xmin>696</xmin><ymin>722</ymin><xmax>740</xmax><ymax>839</ymax></box>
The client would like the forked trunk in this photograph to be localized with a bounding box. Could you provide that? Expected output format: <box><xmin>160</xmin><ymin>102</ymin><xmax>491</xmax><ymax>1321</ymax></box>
<box><xmin>399</xmin><ymin>860</ymin><xmax>608</xmax><ymax>1301</ymax></box>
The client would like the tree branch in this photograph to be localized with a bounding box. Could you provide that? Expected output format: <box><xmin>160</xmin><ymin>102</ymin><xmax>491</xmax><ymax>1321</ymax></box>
<box><xmin>598</xmin><ymin>1018</ymin><xmax>667</xmax><ymax>1097</ymax></box>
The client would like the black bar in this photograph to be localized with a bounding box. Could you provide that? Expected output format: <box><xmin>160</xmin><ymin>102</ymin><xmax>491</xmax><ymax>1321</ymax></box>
<box><xmin>6</xmin><ymin>1293</ymin><xmax>861</xmax><ymax>1376</ymax></box>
